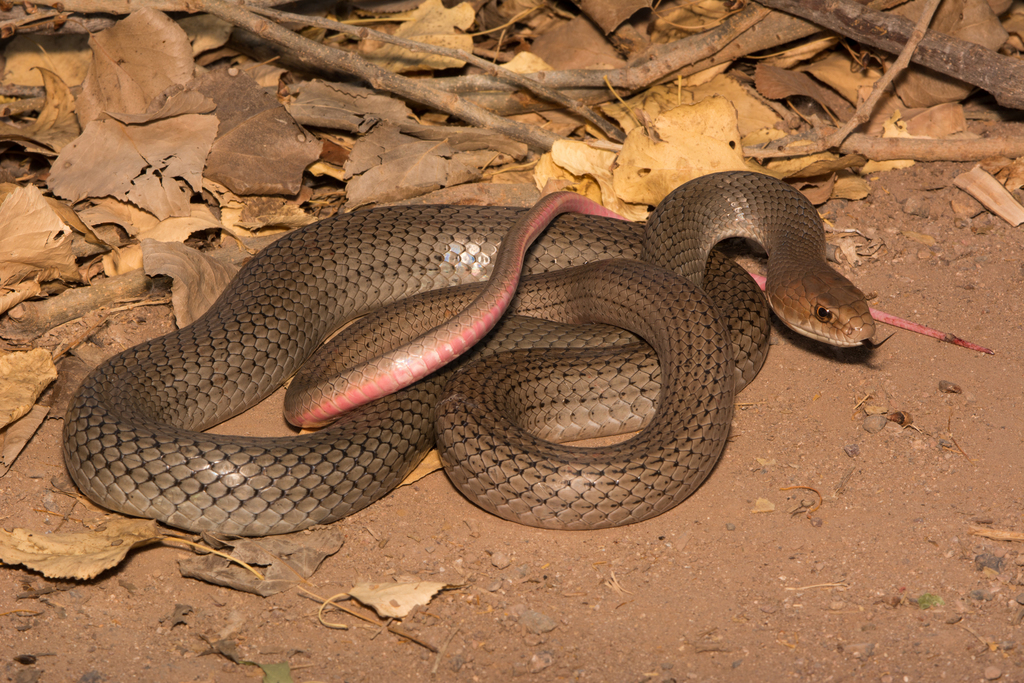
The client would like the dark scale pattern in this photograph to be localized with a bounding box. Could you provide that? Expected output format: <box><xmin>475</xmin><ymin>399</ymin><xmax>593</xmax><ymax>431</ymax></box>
<box><xmin>64</xmin><ymin>171</ymin><xmax>864</xmax><ymax>535</ymax></box>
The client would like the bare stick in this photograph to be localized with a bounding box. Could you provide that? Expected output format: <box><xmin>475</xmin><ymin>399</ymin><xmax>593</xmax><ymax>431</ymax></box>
<box><xmin>755</xmin><ymin>0</ymin><xmax>1024</xmax><ymax>110</ymax></box>
<box><xmin>248</xmin><ymin>5</ymin><xmax>625</xmax><ymax>142</ymax></box>
<box><xmin>750</xmin><ymin>0</ymin><xmax>943</xmax><ymax>159</ymax></box>
<box><xmin>198</xmin><ymin>0</ymin><xmax>562</xmax><ymax>151</ymax></box>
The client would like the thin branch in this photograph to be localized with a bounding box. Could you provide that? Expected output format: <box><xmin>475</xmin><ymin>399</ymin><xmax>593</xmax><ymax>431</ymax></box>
<box><xmin>197</xmin><ymin>0</ymin><xmax>563</xmax><ymax>151</ymax></box>
<box><xmin>823</xmin><ymin>0</ymin><xmax>942</xmax><ymax>148</ymax></box>
<box><xmin>750</xmin><ymin>0</ymin><xmax>943</xmax><ymax>159</ymax></box>
<box><xmin>248</xmin><ymin>4</ymin><xmax>625</xmax><ymax>142</ymax></box>
<box><xmin>755</xmin><ymin>0</ymin><xmax>1024</xmax><ymax>110</ymax></box>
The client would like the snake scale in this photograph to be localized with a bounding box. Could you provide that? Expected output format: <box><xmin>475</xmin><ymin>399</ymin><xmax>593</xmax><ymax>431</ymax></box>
<box><xmin>63</xmin><ymin>171</ymin><xmax>874</xmax><ymax>535</ymax></box>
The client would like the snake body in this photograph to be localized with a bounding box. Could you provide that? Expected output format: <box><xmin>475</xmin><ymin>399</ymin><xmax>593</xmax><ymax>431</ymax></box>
<box><xmin>63</xmin><ymin>172</ymin><xmax>873</xmax><ymax>535</ymax></box>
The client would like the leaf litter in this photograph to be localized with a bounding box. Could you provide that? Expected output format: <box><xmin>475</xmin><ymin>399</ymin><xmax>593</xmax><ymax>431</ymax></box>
<box><xmin>0</xmin><ymin>0</ymin><xmax>1021</xmax><ymax>678</ymax></box>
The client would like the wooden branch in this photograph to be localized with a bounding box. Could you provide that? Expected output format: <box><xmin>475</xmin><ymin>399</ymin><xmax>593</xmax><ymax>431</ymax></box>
<box><xmin>755</xmin><ymin>0</ymin><xmax>1024</xmax><ymax>110</ymax></box>
<box><xmin>248</xmin><ymin>4</ymin><xmax>625</xmax><ymax>142</ymax></box>
<box><xmin>198</xmin><ymin>0</ymin><xmax>563</xmax><ymax>151</ymax></box>
<box><xmin>836</xmin><ymin>134</ymin><xmax>1024</xmax><ymax>162</ymax></box>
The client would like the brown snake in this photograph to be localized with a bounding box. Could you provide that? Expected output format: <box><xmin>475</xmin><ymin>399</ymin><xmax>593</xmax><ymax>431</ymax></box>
<box><xmin>63</xmin><ymin>172</ymin><xmax>874</xmax><ymax>535</ymax></box>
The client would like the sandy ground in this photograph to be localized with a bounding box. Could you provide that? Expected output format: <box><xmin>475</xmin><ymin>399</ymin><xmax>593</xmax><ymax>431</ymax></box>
<box><xmin>2</xmin><ymin>160</ymin><xmax>1023</xmax><ymax>683</ymax></box>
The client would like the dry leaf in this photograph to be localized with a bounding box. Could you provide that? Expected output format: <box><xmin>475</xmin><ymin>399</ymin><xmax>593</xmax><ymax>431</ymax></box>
<box><xmin>362</xmin><ymin>0</ymin><xmax>475</xmax><ymax>73</ymax></box>
<box><xmin>612</xmin><ymin>97</ymin><xmax>766</xmax><ymax>207</ymax></box>
<box><xmin>535</xmin><ymin>140</ymin><xmax>646</xmax><ymax>220</ymax></box>
<box><xmin>0</xmin><ymin>404</ymin><xmax>49</xmax><ymax>476</ymax></box>
<box><xmin>178</xmin><ymin>13</ymin><xmax>234</xmax><ymax>57</ymax></box>
<box><xmin>751</xmin><ymin>498</ymin><xmax>776</xmax><ymax>513</ymax></box>
<box><xmin>1</xmin><ymin>33</ymin><xmax>91</xmax><ymax>88</ymax></box>
<box><xmin>142</xmin><ymin>239</ymin><xmax>240</xmax><ymax>327</ymax></box>
<box><xmin>77</xmin><ymin>9</ymin><xmax>196</xmax><ymax>126</ymax></box>
<box><xmin>892</xmin><ymin>0</ymin><xmax>1007</xmax><ymax>108</ymax></box>
<box><xmin>178</xmin><ymin>529</ymin><xmax>344</xmax><ymax>596</ymax></box>
<box><xmin>530</xmin><ymin>14</ymin><xmax>626</xmax><ymax>70</ymax></box>
<box><xmin>754</xmin><ymin>63</ymin><xmax>855</xmax><ymax>121</ymax></box>
<box><xmin>0</xmin><ymin>281</ymin><xmax>41</xmax><ymax>316</ymax></box>
<box><xmin>801</xmin><ymin>52</ymin><xmax>881</xmax><ymax>105</ymax></box>
<box><xmin>0</xmin><ymin>184</ymin><xmax>79</xmax><ymax>287</ymax></box>
<box><xmin>0</xmin><ymin>519</ymin><xmax>163</xmax><ymax>580</ymax></box>
<box><xmin>197</xmin><ymin>69</ymin><xmax>322</xmax><ymax>196</ymax></box>
<box><xmin>0</xmin><ymin>349</ymin><xmax>56</xmax><ymax>429</ymax></box>
<box><xmin>48</xmin><ymin>115</ymin><xmax>218</xmax><ymax>220</ymax></box>
<box><xmin>0</xmin><ymin>68</ymin><xmax>80</xmax><ymax>154</ymax></box>
<box><xmin>604</xmin><ymin>74</ymin><xmax>780</xmax><ymax>138</ymax></box>
<box><xmin>349</xmin><ymin>580</ymin><xmax>452</xmax><ymax>618</ymax></box>
<box><xmin>953</xmin><ymin>166</ymin><xmax>1024</xmax><ymax>226</ymax></box>
<box><xmin>343</xmin><ymin>125</ymin><xmax>486</xmax><ymax>208</ymax></box>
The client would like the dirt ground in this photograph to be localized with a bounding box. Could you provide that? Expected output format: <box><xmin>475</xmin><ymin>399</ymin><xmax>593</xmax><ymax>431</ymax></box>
<box><xmin>2</xmin><ymin>158</ymin><xmax>1023</xmax><ymax>683</ymax></box>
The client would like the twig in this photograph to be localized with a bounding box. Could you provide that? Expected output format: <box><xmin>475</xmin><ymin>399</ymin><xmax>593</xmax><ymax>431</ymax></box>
<box><xmin>198</xmin><ymin>0</ymin><xmax>562</xmax><ymax>151</ymax></box>
<box><xmin>751</xmin><ymin>0</ymin><xmax>942</xmax><ymax>159</ymax></box>
<box><xmin>248</xmin><ymin>5</ymin><xmax>625</xmax><ymax>142</ymax></box>
<box><xmin>755</xmin><ymin>0</ymin><xmax>1024</xmax><ymax>110</ymax></box>
<box><xmin>825</xmin><ymin>0</ymin><xmax>942</xmax><ymax>147</ymax></box>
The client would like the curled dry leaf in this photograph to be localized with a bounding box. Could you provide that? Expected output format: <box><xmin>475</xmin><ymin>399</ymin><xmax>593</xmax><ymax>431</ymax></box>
<box><xmin>0</xmin><ymin>184</ymin><xmax>79</xmax><ymax>288</ymax></box>
<box><xmin>1</xmin><ymin>33</ymin><xmax>91</xmax><ymax>88</ymax></box>
<box><xmin>349</xmin><ymin>580</ymin><xmax>453</xmax><ymax>619</ymax></box>
<box><xmin>142</xmin><ymin>239</ymin><xmax>239</xmax><ymax>327</ymax></box>
<box><xmin>0</xmin><ymin>68</ymin><xmax>81</xmax><ymax>154</ymax></box>
<box><xmin>178</xmin><ymin>529</ymin><xmax>344</xmax><ymax>597</ymax></box>
<box><xmin>361</xmin><ymin>0</ymin><xmax>475</xmax><ymax>73</ymax></box>
<box><xmin>0</xmin><ymin>349</ymin><xmax>56</xmax><ymax>429</ymax></box>
<box><xmin>754</xmin><ymin>63</ymin><xmax>855</xmax><ymax>121</ymax></box>
<box><xmin>534</xmin><ymin>140</ymin><xmax>634</xmax><ymax>217</ymax></box>
<box><xmin>0</xmin><ymin>519</ymin><xmax>163</xmax><ymax>580</ymax></box>
<box><xmin>953</xmin><ymin>166</ymin><xmax>1024</xmax><ymax>227</ymax></box>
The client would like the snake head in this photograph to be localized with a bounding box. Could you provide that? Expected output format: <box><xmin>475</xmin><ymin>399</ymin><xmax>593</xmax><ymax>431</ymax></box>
<box><xmin>767</xmin><ymin>269</ymin><xmax>875</xmax><ymax>347</ymax></box>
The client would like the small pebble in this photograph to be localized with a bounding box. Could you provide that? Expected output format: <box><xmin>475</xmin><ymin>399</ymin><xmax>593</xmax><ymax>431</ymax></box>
<box><xmin>843</xmin><ymin>444</ymin><xmax>860</xmax><ymax>458</ymax></box>
<box><xmin>984</xmin><ymin>665</ymin><xmax>1002</xmax><ymax>680</ymax></box>
<box><xmin>969</xmin><ymin>589</ymin><xmax>995</xmax><ymax>601</ymax></box>
<box><xmin>939</xmin><ymin>380</ymin><xmax>962</xmax><ymax>394</ymax></box>
<box><xmin>887</xmin><ymin>411</ymin><xmax>913</xmax><ymax>426</ymax></box>
<box><xmin>490</xmin><ymin>551</ymin><xmax>511</xmax><ymax>569</ymax></box>
<box><xmin>863</xmin><ymin>415</ymin><xmax>888</xmax><ymax>434</ymax></box>
<box><xmin>845</xmin><ymin>642</ymin><xmax>875</xmax><ymax>659</ymax></box>
<box><xmin>519</xmin><ymin>610</ymin><xmax>558</xmax><ymax>634</ymax></box>
<box><xmin>1015</xmin><ymin>593</ymin><xmax>1024</xmax><ymax>605</ymax></box>
<box><xmin>725</xmin><ymin>522</ymin><xmax>735</xmax><ymax>531</ymax></box>
<box><xmin>975</xmin><ymin>553</ymin><xmax>1005</xmax><ymax>572</ymax></box>
<box><xmin>530</xmin><ymin>652</ymin><xmax>554</xmax><ymax>673</ymax></box>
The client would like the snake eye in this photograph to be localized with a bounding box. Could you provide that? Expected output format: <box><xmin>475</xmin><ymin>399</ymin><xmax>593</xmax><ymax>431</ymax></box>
<box><xmin>815</xmin><ymin>306</ymin><xmax>833</xmax><ymax>323</ymax></box>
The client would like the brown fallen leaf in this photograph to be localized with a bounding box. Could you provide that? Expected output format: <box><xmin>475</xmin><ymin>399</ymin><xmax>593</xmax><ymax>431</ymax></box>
<box><xmin>755</xmin><ymin>63</ymin><xmax>855</xmax><ymax>121</ymax></box>
<box><xmin>197</xmin><ymin>68</ymin><xmax>322</xmax><ymax>196</ymax></box>
<box><xmin>0</xmin><ymin>404</ymin><xmax>49</xmax><ymax>477</ymax></box>
<box><xmin>0</xmin><ymin>184</ymin><xmax>79</xmax><ymax>287</ymax></box>
<box><xmin>349</xmin><ymin>580</ymin><xmax>454</xmax><ymax>619</ymax></box>
<box><xmin>178</xmin><ymin>529</ymin><xmax>344</xmax><ymax>597</ymax></box>
<box><xmin>361</xmin><ymin>0</ymin><xmax>475</xmax><ymax>73</ymax></box>
<box><xmin>142</xmin><ymin>239</ymin><xmax>240</xmax><ymax>327</ymax></box>
<box><xmin>0</xmin><ymin>349</ymin><xmax>57</xmax><ymax>430</ymax></box>
<box><xmin>0</xmin><ymin>519</ymin><xmax>163</xmax><ymax>580</ymax></box>
<box><xmin>0</xmin><ymin>68</ymin><xmax>80</xmax><ymax>154</ymax></box>
<box><xmin>343</xmin><ymin>124</ymin><xmax>491</xmax><ymax>208</ymax></box>
<box><xmin>76</xmin><ymin>8</ymin><xmax>196</xmax><ymax>127</ymax></box>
